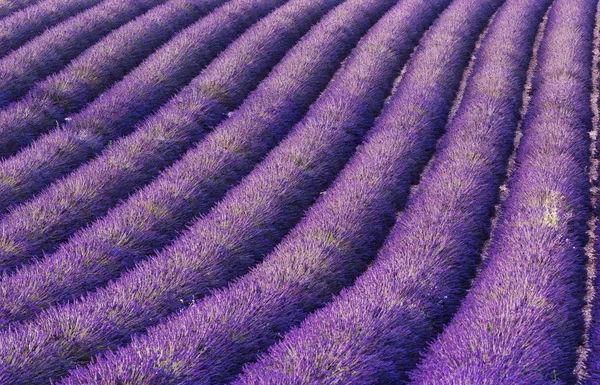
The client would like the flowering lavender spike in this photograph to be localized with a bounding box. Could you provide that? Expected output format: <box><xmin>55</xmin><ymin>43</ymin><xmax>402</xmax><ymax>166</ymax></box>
<box><xmin>49</xmin><ymin>0</ymin><xmax>504</xmax><ymax>384</ymax></box>
<box><xmin>0</xmin><ymin>0</ymin><xmax>43</xmax><ymax>18</ymax></box>
<box><xmin>0</xmin><ymin>0</ymin><xmax>328</xmax><ymax>275</ymax></box>
<box><xmin>233</xmin><ymin>0</ymin><xmax>551</xmax><ymax>383</ymax></box>
<box><xmin>0</xmin><ymin>0</ymin><xmax>286</xmax><ymax>208</ymax></box>
<box><xmin>0</xmin><ymin>0</ymin><xmax>353</xmax><ymax>325</ymax></box>
<box><xmin>0</xmin><ymin>0</ymin><xmax>104</xmax><ymax>58</ymax></box>
<box><xmin>409</xmin><ymin>0</ymin><xmax>594</xmax><ymax>383</ymax></box>
<box><xmin>0</xmin><ymin>0</ymin><xmax>446</xmax><ymax>382</ymax></box>
<box><xmin>0</xmin><ymin>0</ymin><xmax>224</xmax><ymax>182</ymax></box>
<box><xmin>0</xmin><ymin>0</ymin><xmax>168</xmax><ymax>110</ymax></box>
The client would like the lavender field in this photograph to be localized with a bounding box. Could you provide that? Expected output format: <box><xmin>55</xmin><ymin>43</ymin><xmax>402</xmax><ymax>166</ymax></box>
<box><xmin>0</xmin><ymin>0</ymin><xmax>599</xmax><ymax>383</ymax></box>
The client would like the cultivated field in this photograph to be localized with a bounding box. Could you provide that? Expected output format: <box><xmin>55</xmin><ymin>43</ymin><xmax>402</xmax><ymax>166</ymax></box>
<box><xmin>0</xmin><ymin>0</ymin><xmax>598</xmax><ymax>383</ymax></box>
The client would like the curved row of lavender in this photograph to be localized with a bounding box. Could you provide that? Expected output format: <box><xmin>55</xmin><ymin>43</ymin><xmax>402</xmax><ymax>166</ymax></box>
<box><xmin>53</xmin><ymin>0</ymin><xmax>502</xmax><ymax>383</ymax></box>
<box><xmin>0</xmin><ymin>0</ymin><xmax>223</xmax><ymax>175</ymax></box>
<box><xmin>583</xmin><ymin>59</ymin><xmax>600</xmax><ymax>385</ymax></box>
<box><xmin>584</xmin><ymin>2</ymin><xmax>600</xmax><ymax>381</ymax></box>
<box><xmin>0</xmin><ymin>0</ymin><xmax>167</xmax><ymax>109</ymax></box>
<box><xmin>410</xmin><ymin>0</ymin><xmax>595</xmax><ymax>383</ymax></box>
<box><xmin>0</xmin><ymin>0</ymin><xmax>42</xmax><ymax>18</ymax></box>
<box><xmin>0</xmin><ymin>0</ymin><xmax>358</xmax><ymax>325</ymax></box>
<box><xmin>0</xmin><ymin>0</ymin><xmax>440</xmax><ymax>382</ymax></box>
<box><xmin>234</xmin><ymin>0</ymin><xmax>550</xmax><ymax>382</ymax></box>
<box><xmin>0</xmin><ymin>0</ymin><xmax>104</xmax><ymax>57</ymax></box>
<box><xmin>0</xmin><ymin>0</ymin><xmax>293</xmax><ymax>273</ymax></box>
<box><xmin>576</xmin><ymin>3</ymin><xmax>600</xmax><ymax>384</ymax></box>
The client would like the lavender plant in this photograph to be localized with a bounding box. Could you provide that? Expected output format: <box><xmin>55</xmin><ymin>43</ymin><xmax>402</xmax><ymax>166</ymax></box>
<box><xmin>0</xmin><ymin>0</ymin><xmax>328</xmax><ymax>274</ymax></box>
<box><xmin>0</xmin><ymin>0</ymin><xmax>104</xmax><ymax>57</ymax></box>
<box><xmin>0</xmin><ymin>0</ymin><xmax>361</xmax><ymax>323</ymax></box>
<box><xmin>0</xmin><ymin>0</ymin><xmax>446</xmax><ymax>382</ymax></box>
<box><xmin>0</xmin><ymin>0</ymin><xmax>285</xmax><ymax>206</ymax></box>
<box><xmin>233</xmin><ymin>0</ymin><xmax>552</xmax><ymax>382</ymax></box>
<box><xmin>49</xmin><ymin>0</ymin><xmax>507</xmax><ymax>383</ymax></box>
<box><xmin>0</xmin><ymin>0</ymin><xmax>223</xmax><ymax>172</ymax></box>
<box><xmin>409</xmin><ymin>0</ymin><xmax>594</xmax><ymax>383</ymax></box>
<box><xmin>0</xmin><ymin>0</ymin><xmax>167</xmax><ymax>109</ymax></box>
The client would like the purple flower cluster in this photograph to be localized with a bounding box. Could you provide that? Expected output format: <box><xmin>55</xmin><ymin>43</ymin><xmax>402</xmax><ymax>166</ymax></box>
<box><xmin>0</xmin><ymin>0</ymin><xmax>441</xmax><ymax>382</ymax></box>
<box><xmin>0</xmin><ymin>0</ymin><xmax>295</xmax><ymax>273</ymax></box>
<box><xmin>0</xmin><ymin>0</ymin><xmax>352</xmax><ymax>326</ymax></box>
<box><xmin>0</xmin><ymin>0</ymin><xmax>104</xmax><ymax>58</ymax></box>
<box><xmin>0</xmin><ymin>0</ymin><xmax>222</xmax><ymax>177</ymax></box>
<box><xmin>0</xmin><ymin>0</ymin><xmax>166</xmax><ymax>110</ymax></box>
<box><xmin>233</xmin><ymin>0</ymin><xmax>551</xmax><ymax>382</ymax></box>
<box><xmin>410</xmin><ymin>0</ymin><xmax>595</xmax><ymax>383</ymax></box>
<box><xmin>49</xmin><ymin>0</ymin><xmax>505</xmax><ymax>383</ymax></box>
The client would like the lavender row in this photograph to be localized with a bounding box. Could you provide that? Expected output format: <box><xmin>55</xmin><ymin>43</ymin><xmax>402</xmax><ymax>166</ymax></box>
<box><xmin>411</xmin><ymin>0</ymin><xmax>595</xmax><ymax>383</ymax></box>
<box><xmin>0</xmin><ymin>0</ymin><xmax>167</xmax><ymax>110</ymax></box>
<box><xmin>0</xmin><ymin>0</ymin><xmax>435</xmax><ymax>381</ymax></box>
<box><xmin>0</xmin><ymin>0</ymin><xmax>104</xmax><ymax>57</ymax></box>
<box><xmin>0</xmin><ymin>0</ymin><xmax>42</xmax><ymax>18</ymax></box>
<box><xmin>235</xmin><ymin>0</ymin><xmax>551</xmax><ymax>382</ymax></box>
<box><xmin>0</xmin><ymin>0</ymin><xmax>291</xmax><ymax>272</ymax></box>
<box><xmin>0</xmin><ymin>0</ymin><xmax>353</xmax><ymax>325</ymax></box>
<box><xmin>0</xmin><ymin>0</ymin><xmax>223</xmax><ymax>175</ymax></box>
<box><xmin>54</xmin><ymin>0</ymin><xmax>503</xmax><ymax>383</ymax></box>
<box><xmin>0</xmin><ymin>0</ymin><xmax>282</xmax><ymax>210</ymax></box>
<box><xmin>588</xmin><ymin>7</ymin><xmax>600</xmax><ymax>378</ymax></box>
